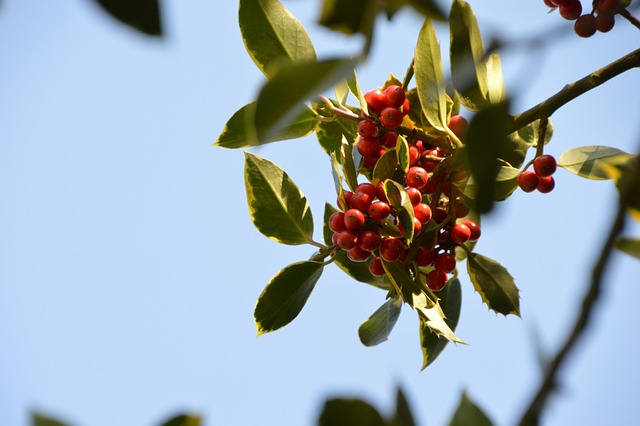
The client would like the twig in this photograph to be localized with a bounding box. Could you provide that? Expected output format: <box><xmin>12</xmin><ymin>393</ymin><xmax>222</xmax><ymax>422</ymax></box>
<box><xmin>509</xmin><ymin>47</ymin><xmax>640</xmax><ymax>133</ymax></box>
<box><xmin>517</xmin><ymin>147</ymin><xmax>640</xmax><ymax>426</ymax></box>
<box><xmin>619</xmin><ymin>8</ymin><xmax>640</xmax><ymax>30</ymax></box>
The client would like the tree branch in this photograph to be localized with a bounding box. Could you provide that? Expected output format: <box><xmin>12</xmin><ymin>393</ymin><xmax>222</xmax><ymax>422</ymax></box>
<box><xmin>517</xmin><ymin>149</ymin><xmax>640</xmax><ymax>426</ymax></box>
<box><xmin>509</xmin><ymin>47</ymin><xmax>640</xmax><ymax>133</ymax></box>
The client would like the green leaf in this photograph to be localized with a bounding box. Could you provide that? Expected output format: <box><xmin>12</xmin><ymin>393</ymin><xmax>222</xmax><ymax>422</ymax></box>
<box><xmin>516</xmin><ymin>118</ymin><xmax>554</xmax><ymax>146</ymax></box>
<box><xmin>499</xmin><ymin>132</ymin><xmax>531</xmax><ymax>169</ymax></box>
<box><xmin>239</xmin><ymin>0</ymin><xmax>316</xmax><ymax>77</ymax></box>
<box><xmin>159</xmin><ymin>414</ymin><xmax>201</xmax><ymax>426</ymax></box>
<box><xmin>420</xmin><ymin>277</ymin><xmax>462</xmax><ymax>370</ymax></box>
<box><xmin>31</xmin><ymin>413</ymin><xmax>71</xmax><ymax>426</ymax></box>
<box><xmin>460</xmin><ymin>166</ymin><xmax>520</xmax><ymax>202</ymax></box>
<box><xmin>406</xmin><ymin>0</ymin><xmax>447</xmax><ymax>21</ymax></box>
<box><xmin>465</xmin><ymin>100</ymin><xmax>510</xmax><ymax>213</ymax></box>
<box><xmin>415</xmin><ymin>17</ymin><xmax>447</xmax><ymax>131</ymax></box>
<box><xmin>255</xmin><ymin>58</ymin><xmax>357</xmax><ymax>142</ymax></box>
<box><xmin>383</xmin><ymin>180</ymin><xmax>416</xmax><ymax>244</ymax></box>
<box><xmin>381</xmin><ymin>259</ymin><xmax>417</xmax><ymax>303</ymax></box>
<box><xmin>215</xmin><ymin>102</ymin><xmax>318</xmax><ymax>148</ymax></box>
<box><xmin>448</xmin><ymin>391</ymin><xmax>494</xmax><ymax>426</ymax></box>
<box><xmin>558</xmin><ymin>145</ymin><xmax>633</xmax><ymax>180</ymax></box>
<box><xmin>316</xmin><ymin>117</ymin><xmax>357</xmax><ymax>156</ymax></box>
<box><xmin>413</xmin><ymin>291</ymin><xmax>465</xmax><ymax>344</ymax></box>
<box><xmin>92</xmin><ymin>0</ymin><xmax>162</xmax><ymax>36</ymax></box>
<box><xmin>341</xmin><ymin>135</ymin><xmax>359</xmax><ymax>191</ymax></box>
<box><xmin>319</xmin><ymin>0</ymin><xmax>378</xmax><ymax>37</ymax></box>
<box><xmin>358</xmin><ymin>298</ymin><xmax>402</xmax><ymax>347</ymax></box>
<box><xmin>467</xmin><ymin>253</ymin><xmax>520</xmax><ymax>316</ymax></box>
<box><xmin>486</xmin><ymin>53</ymin><xmax>506</xmax><ymax>105</ymax></box>
<box><xmin>450</xmin><ymin>0</ymin><xmax>489</xmax><ymax>111</ymax></box>
<box><xmin>603</xmin><ymin>155</ymin><xmax>640</xmax><ymax>222</ymax></box>
<box><xmin>373</xmin><ymin>149</ymin><xmax>398</xmax><ymax>183</ymax></box>
<box><xmin>614</xmin><ymin>238</ymin><xmax>640</xmax><ymax>260</ymax></box>
<box><xmin>393</xmin><ymin>386</ymin><xmax>417</xmax><ymax>426</ymax></box>
<box><xmin>244</xmin><ymin>152</ymin><xmax>314</xmax><ymax>245</ymax></box>
<box><xmin>318</xmin><ymin>398</ymin><xmax>385</xmax><ymax>426</ymax></box>
<box><xmin>347</xmin><ymin>69</ymin><xmax>369</xmax><ymax>115</ymax></box>
<box><xmin>396</xmin><ymin>136</ymin><xmax>410</xmax><ymax>173</ymax></box>
<box><xmin>323</xmin><ymin>204</ymin><xmax>390</xmax><ymax>289</ymax></box>
<box><xmin>255</xmin><ymin>260</ymin><xmax>324</xmax><ymax>335</ymax></box>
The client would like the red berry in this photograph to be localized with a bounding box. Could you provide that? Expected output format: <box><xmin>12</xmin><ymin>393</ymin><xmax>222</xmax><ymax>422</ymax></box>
<box><xmin>574</xmin><ymin>14</ymin><xmax>597</xmax><ymax>37</ymax></box>
<box><xmin>358</xmin><ymin>230</ymin><xmax>381</xmax><ymax>252</ymax></box>
<box><xmin>337</xmin><ymin>230</ymin><xmax>358</xmax><ymax>250</ymax></box>
<box><xmin>559</xmin><ymin>0</ymin><xmax>582</xmax><ymax>20</ymax></box>
<box><xmin>401</xmin><ymin>98</ymin><xmax>410</xmax><ymax>115</ymax></box>
<box><xmin>537</xmin><ymin>175</ymin><xmax>555</xmax><ymax>193</ymax></box>
<box><xmin>384</xmin><ymin>85</ymin><xmax>406</xmax><ymax>108</ymax></box>
<box><xmin>368</xmin><ymin>201</ymin><xmax>391</xmax><ymax>221</ymax></box>
<box><xmin>379</xmin><ymin>107</ymin><xmax>404</xmax><ymax>129</ymax></box>
<box><xmin>416</xmin><ymin>246</ymin><xmax>435</xmax><ymax>267</ymax></box>
<box><xmin>376</xmin><ymin>181</ymin><xmax>389</xmax><ymax>203</ymax></box>
<box><xmin>380</xmin><ymin>132</ymin><xmax>398</xmax><ymax>149</ymax></box>
<box><xmin>433</xmin><ymin>207</ymin><xmax>448</xmax><ymax>224</ymax></box>
<box><xmin>364</xmin><ymin>89</ymin><xmax>387</xmax><ymax>114</ymax></box>
<box><xmin>533</xmin><ymin>154</ymin><xmax>557</xmax><ymax>177</ymax></box>
<box><xmin>348</xmin><ymin>245</ymin><xmax>371</xmax><ymax>262</ymax></box>
<box><xmin>369</xmin><ymin>256</ymin><xmax>385</xmax><ymax>276</ymax></box>
<box><xmin>448</xmin><ymin>115</ymin><xmax>468</xmax><ymax>139</ymax></box>
<box><xmin>518</xmin><ymin>171</ymin><xmax>539</xmax><ymax>193</ymax></box>
<box><xmin>344</xmin><ymin>208</ymin><xmax>366</xmax><ymax>231</ymax></box>
<box><xmin>427</xmin><ymin>270</ymin><xmax>448</xmax><ymax>292</ymax></box>
<box><xmin>462</xmin><ymin>220</ymin><xmax>481</xmax><ymax>241</ymax></box>
<box><xmin>413</xmin><ymin>203</ymin><xmax>432</xmax><ymax>223</ymax></box>
<box><xmin>362</xmin><ymin>155</ymin><xmax>379</xmax><ymax>169</ymax></box>
<box><xmin>357</xmin><ymin>136</ymin><xmax>381</xmax><ymax>158</ymax></box>
<box><xmin>355</xmin><ymin>183</ymin><xmax>377</xmax><ymax>198</ymax></box>
<box><xmin>405</xmin><ymin>166</ymin><xmax>429</xmax><ymax>189</ymax></box>
<box><xmin>380</xmin><ymin>237</ymin><xmax>404</xmax><ymax>262</ymax></box>
<box><xmin>596</xmin><ymin>0</ymin><xmax>619</xmax><ymax>14</ymax></box>
<box><xmin>329</xmin><ymin>211</ymin><xmax>347</xmax><ymax>233</ymax></box>
<box><xmin>357</xmin><ymin>120</ymin><xmax>378</xmax><ymax>138</ymax></box>
<box><xmin>405</xmin><ymin>186</ymin><xmax>423</xmax><ymax>206</ymax></box>
<box><xmin>544</xmin><ymin>0</ymin><xmax>557</xmax><ymax>7</ymax></box>
<box><xmin>408</xmin><ymin>144</ymin><xmax>420</xmax><ymax>166</ymax></box>
<box><xmin>434</xmin><ymin>252</ymin><xmax>456</xmax><ymax>274</ymax></box>
<box><xmin>349</xmin><ymin>191</ymin><xmax>373</xmax><ymax>212</ymax></box>
<box><xmin>338</xmin><ymin>191</ymin><xmax>353</xmax><ymax>210</ymax></box>
<box><xmin>450</xmin><ymin>223</ymin><xmax>471</xmax><ymax>244</ymax></box>
<box><xmin>596</xmin><ymin>12</ymin><xmax>615</xmax><ymax>32</ymax></box>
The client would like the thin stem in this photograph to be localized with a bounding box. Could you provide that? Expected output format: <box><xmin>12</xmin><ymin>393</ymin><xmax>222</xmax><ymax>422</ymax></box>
<box><xmin>619</xmin><ymin>8</ymin><xmax>640</xmax><ymax>30</ymax></box>
<box><xmin>517</xmin><ymin>148</ymin><xmax>640</xmax><ymax>426</ymax></box>
<box><xmin>509</xmin><ymin>48</ymin><xmax>640</xmax><ymax>133</ymax></box>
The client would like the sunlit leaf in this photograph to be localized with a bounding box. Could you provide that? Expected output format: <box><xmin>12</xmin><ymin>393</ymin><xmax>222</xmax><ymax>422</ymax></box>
<box><xmin>486</xmin><ymin>53</ymin><xmax>506</xmax><ymax>104</ymax></box>
<box><xmin>396</xmin><ymin>136</ymin><xmax>411</xmax><ymax>173</ymax></box>
<box><xmin>255</xmin><ymin>58</ymin><xmax>357</xmax><ymax>141</ymax></box>
<box><xmin>450</xmin><ymin>0</ymin><xmax>489</xmax><ymax>111</ymax></box>
<box><xmin>255</xmin><ymin>261</ymin><xmax>324</xmax><ymax>335</ymax></box>
<box><xmin>318</xmin><ymin>398</ymin><xmax>385</xmax><ymax>426</ymax></box>
<box><xmin>614</xmin><ymin>238</ymin><xmax>640</xmax><ymax>260</ymax></box>
<box><xmin>558</xmin><ymin>145</ymin><xmax>633</xmax><ymax>180</ymax></box>
<box><xmin>358</xmin><ymin>298</ymin><xmax>402</xmax><ymax>347</ymax></box>
<box><xmin>215</xmin><ymin>102</ymin><xmax>318</xmax><ymax>148</ymax></box>
<box><xmin>239</xmin><ymin>0</ymin><xmax>316</xmax><ymax>77</ymax></box>
<box><xmin>316</xmin><ymin>117</ymin><xmax>357</xmax><ymax>156</ymax></box>
<box><xmin>467</xmin><ymin>253</ymin><xmax>520</xmax><ymax>316</ymax></box>
<box><xmin>383</xmin><ymin>180</ymin><xmax>416</xmax><ymax>244</ymax></box>
<box><xmin>92</xmin><ymin>0</ymin><xmax>162</xmax><ymax>36</ymax></box>
<box><xmin>415</xmin><ymin>17</ymin><xmax>447</xmax><ymax>131</ymax></box>
<box><xmin>420</xmin><ymin>277</ymin><xmax>462</xmax><ymax>369</ymax></box>
<box><xmin>516</xmin><ymin>118</ymin><xmax>554</xmax><ymax>146</ymax></box>
<box><xmin>413</xmin><ymin>291</ymin><xmax>465</xmax><ymax>344</ymax></box>
<box><xmin>449</xmin><ymin>391</ymin><xmax>494</xmax><ymax>426</ymax></box>
<box><xmin>244</xmin><ymin>152</ymin><xmax>314</xmax><ymax>245</ymax></box>
<box><xmin>341</xmin><ymin>135</ymin><xmax>359</xmax><ymax>191</ymax></box>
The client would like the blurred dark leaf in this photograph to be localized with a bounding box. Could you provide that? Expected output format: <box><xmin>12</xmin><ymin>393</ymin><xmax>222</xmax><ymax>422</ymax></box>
<box><xmin>159</xmin><ymin>414</ymin><xmax>201</xmax><ymax>426</ymax></box>
<box><xmin>31</xmin><ymin>412</ymin><xmax>71</xmax><ymax>426</ymax></box>
<box><xmin>318</xmin><ymin>398</ymin><xmax>385</xmax><ymax>426</ymax></box>
<box><xmin>392</xmin><ymin>386</ymin><xmax>416</xmax><ymax>426</ymax></box>
<box><xmin>92</xmin><ymin>0</ymin><xmax>162</xmax><ymax>36</ymax></box>
<box><xmin>448</xmin><ymin>391</ymin><xmax>494</xmax><ymax>426</ymax></box>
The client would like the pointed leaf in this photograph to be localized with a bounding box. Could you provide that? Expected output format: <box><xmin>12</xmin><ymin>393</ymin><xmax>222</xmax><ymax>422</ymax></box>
<box><xmin>318</xmin><ymin>398</ymin><xmax>384</xmax><ymax>426</ymax></box>
<box><xmin>420</xmin><ymin>277</ymin><xmax>462</xmax><ymax>370</ymax></box>
<box><xmin>465</xmin><ymin>100</ymin><xmax>510</xmax><ymax>213</ymax></box>
<box><xmin>373</xmin><ymin>149</ymin><xmax>398</xmax><ymax>183</ymax></box>
<box><xmin>393</xmin><ymin>386</ymin><xmax>417</xmax><ymax>426</ymax></box>
<box><xmin>255</xmin><ymin>261</ymin><xmax>324</xmax><ymax>334</ymax></box>
<box><xmin>244</xmin><ymin>152</ymin><xmax>314</xmax><ymax>245</ymax></box>
<box><xmin>450</xmin><ymin>0</ymin><xmax>489</xmax><ymax>111</ymax></box>
<box><xmin>413</xmin><ymin>291</ymin><xmax>465</xmax><ymax>344</ymax></box>
<box><xmin>316</xmin><ymin>117</ymin><xmax>357</xmax><ymax>156</ymax></box>
<box><xmin>396</xmin><ymin>136</ymin><xmax>410</xmax><ymax>173</ymax></box>
<box><xmin>383</xmin><ymin>180</ymin><xmax>416</xmax><ymax>244</ymax></box>
<box><xmin>614</xmin><ymin>238</ymin><xmax>640</xmax><ymax>260</ymax></box>
<box><xmin>255</xmin><ymin>58</ymin><xmax>357</xmax><ymax>142</ymax></box>
<box><xmin>159</xmin><ymin>414</ymin><xmax>201</xmax><ymax>426</ymax></box>
<box><xmin>358</xmin><ymin>298</ymin><xmax>402</xmax><ymax>347</ymax></box>
<box><xmin>486</xmin><ymin>53</ymin><xmax>506</xmax><ymax>104</ymax></box>
<box><xmin>215</xmin><ymin>102</ymin><xmax>318</xmax><ymax>148</ymax></box>
<box><xmin>239</xmin><ymin>0</ymin><xmax>316</xmax><ymax>77</ymax></box>
<box><xmin>467</xmin><ymin>253</ymin><xmax>520</xmax><ymax>316</ymax></box>
<box><xmin>92</xmin><ymin>0</ymin><xmax>162</xmax><ymax>36</ymax></box>
<box><xmin>558</xmin><ymin>145</ymin><xmax>633</xmax><ymax>180</ymax></box>
<box><xmin>31</xmin><ymin>413</ymin><xmax>71</xmax><ymax>426</ymax></box>
<box><xmin>415</xmin><ymin>18</ymin><xmax>447</xmax><ymax>131</ymax></box>
<box><xmin>449</xmin><ymin>391</ymin><xmax>494</xmax><ymax>426</ymax></box>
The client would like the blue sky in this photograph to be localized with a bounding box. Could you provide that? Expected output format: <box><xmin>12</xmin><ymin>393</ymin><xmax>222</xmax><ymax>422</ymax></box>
<box><xmin>1</xmin><ymin>1</ymin><xmax>639</xmax><ymax>425</ymax></box>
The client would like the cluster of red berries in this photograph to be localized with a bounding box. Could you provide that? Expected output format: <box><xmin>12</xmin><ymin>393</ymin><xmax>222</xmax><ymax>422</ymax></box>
<box><xmin>517</xmin><ymin>154</ymin><xmax>558</xmax><ymax>194</ymax></box>
<box><xmin>328</xmin><ymin>84</ymin><xmax>480</xmax><ymax>292</ymax></box>
<box><xmin>543</xmin><ymin>0</ymin><xmax>619</xmax><ymax>37</ymax></box>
